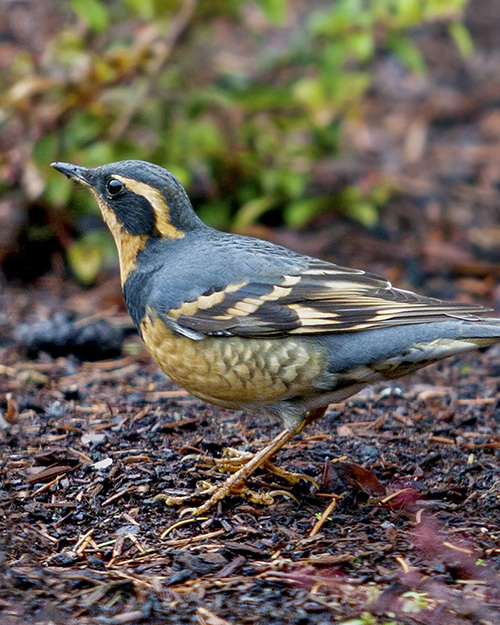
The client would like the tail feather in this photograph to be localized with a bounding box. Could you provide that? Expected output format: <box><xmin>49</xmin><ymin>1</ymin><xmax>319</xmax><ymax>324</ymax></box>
<box><xmin>323</xmin><ymin>318</ymin><xmax>500</xmax><ymax>381</ymax></box>
<box><xmin>456</xmin><ymin>317</ymin><xmax>500</xmax><ymax>340</ymax></box>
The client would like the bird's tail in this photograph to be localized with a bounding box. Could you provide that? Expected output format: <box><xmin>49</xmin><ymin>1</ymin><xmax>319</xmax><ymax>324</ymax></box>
<box><xmin>374</xmin><ymin>318</ymin><xmax>500</xmax><ymax>379</ymax></box>
<box><xmin>456</xmin><ymin>317</ymin><xmax>500</xmax><ymax>342</ymax></box>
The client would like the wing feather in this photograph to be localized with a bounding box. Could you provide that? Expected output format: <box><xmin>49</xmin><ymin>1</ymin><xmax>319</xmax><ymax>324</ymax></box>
<box><xmin>165</xmin><ymin>259</ymin><xmax>487</xmax><ymax>338</ymax></box>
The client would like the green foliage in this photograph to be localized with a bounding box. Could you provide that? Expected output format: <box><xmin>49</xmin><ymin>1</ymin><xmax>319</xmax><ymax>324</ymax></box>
<box><xmin>448</xmin><ymin>20</ymin><xmax>474</xmax><ymax>57</ymax></box>
<box><xmin>258</xmin><ymin>0</ymin><xmax>287</xmax><ymax>25</ymax></box>
<box><xmin>338</xmin><ymin>613</ymin><xmax>377</xmax><ymax>625</ymax></box>
<box><xmin>400</xmin><ymin>590</ymin><xmax>431</xmax><ymax>613</ymax></box>
<box><xmin>67</xmin><ymin>231</ymin><xmax>117</xmax><ymax>284</ymax></box>
<box><xmin>338</xmin><ymin>613</ymin><xmax>400</xmax><ymax>625</ymax></box>
<box><xmin>0</xmin><ymin>0</ymin><xmax>471</xmax><ymax>282</ymax></box>
<box><xmin>70</xmin><ymin>0</ymin><xmax>109</xmax><ymax>32</ymax></box>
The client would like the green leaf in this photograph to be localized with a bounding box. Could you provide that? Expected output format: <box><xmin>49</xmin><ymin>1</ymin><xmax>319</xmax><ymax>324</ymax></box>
<box><xmin>324</xmin><ymin>71</ymin><xmax>371</xmax><ymax>107</ymax></box>
<box><xmin>348</xmin><ymin>201</ymin><xmax>379</xmax><ymax>228</ymax></box>
<box><xmin>293</xmin><ymin>78</ymin><xmax>326</xmax><ymax>109</ymax></box>
<box><xmin>234</xmin><ymin>195</ymin><xmax>278</xmax><ymax>228</ymax></box>
<box><xmin>388</xmin><ymin>34</ymin><xmax>426</xmax><ymax>73</ymax></box>
<box><xmin>70</xmin><ymin>0</ymin><xmax>109</xmax><ymax>32</ymax></box>
<box><xmin>257</xmin><ymin>0</ymin><xmax>287</xmax><ymax>25</ymax></box>
<box><xmin>338</xmin><ymin>612</ymin><xmax>377</xmax><ymax>625</ymax></box>
<box><xmin>33</xmin><ymin>135</ymin><xmax>59</xmax><ymax>167</ymax></box>
<box><xmin>80</xmin><ymin>142</ymin><xmax>116</xmax><ymax>168</ymax></box>
<box><xmin>383</xmin><ymin>0</ymin><xmax>423</xmax><ymax>26</ymax></box>
<box><xmin>167</xmin><ymin>165</ymin><xmax>192</xmax><ymax>189</ymax></box>
<box><xmin>310</xmin><ymin>0</ymin><xmax>366</xmax><ymax>35</ymax></box>
<box><xmin>197</xmin><ymin>201</ymin><xmax>232</xmax><ymax>229</ymax></box>
<box><xmin>422</xmin><ymin>0</ymin><xmax>468</xmax><ymax>20</ymax></box>
<box><xmin>284</xmin><ymin>198</ymin><xmax>324</xmax><ymax>228</ymax></box>
<box><xmin>448</xmin><ymin>21</ymin><xmax>474</xmax><ymax>58</ymax></box>
<box><xmin>44</xmin><ymin>172</ymin><xmax>73</xmax><ymax>207</ymax></box>
<box><xmin>349</xmin><ymin>31</ymin><xmax>375</xmax><ymax>62</ymax></box>
<box><xmin>67</xmin><ymin>231</ymin><xmax>116</xmax><ymax>285</ymax></box>
<box><xmin>67</xmin><ymin>239</ymin><xmax>104</xmax><ymax>285</ymax></box>
<box><xmin>63</xmin><ymin>112</ymin><xmax>103</xmax><ymax>153</ymax></box>
<box><xmin>122</xmin><ymin>0</ymin><xmax>155</xmax><ymax>19</ymax></box>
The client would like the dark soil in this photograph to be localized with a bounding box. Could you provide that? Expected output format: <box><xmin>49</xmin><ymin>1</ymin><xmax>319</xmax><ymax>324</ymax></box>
<box><xmin>1</xmin><ymin>279</ymin><xmax>500</xmax><ymax>625</ymax></box>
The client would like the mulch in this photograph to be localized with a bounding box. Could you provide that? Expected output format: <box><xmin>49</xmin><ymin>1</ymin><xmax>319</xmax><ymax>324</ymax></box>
<box><xmin>1</xmin><ymin>277</ymin><xmax>500</xmax><ymax>624</ymax></box>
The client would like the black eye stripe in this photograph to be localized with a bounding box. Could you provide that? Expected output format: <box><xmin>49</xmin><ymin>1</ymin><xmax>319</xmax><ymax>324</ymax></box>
<box><xmin>106</xmin><ymin>178</ymin><xmax>124</xmax><ymax>197</ymax></box>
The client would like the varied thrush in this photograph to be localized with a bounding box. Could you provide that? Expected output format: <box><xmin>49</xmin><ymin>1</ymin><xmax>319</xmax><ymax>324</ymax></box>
<box><xmin>52</xmin><ymin>160</ymin><xmax>500</xmax><ymax>516</ymax></box>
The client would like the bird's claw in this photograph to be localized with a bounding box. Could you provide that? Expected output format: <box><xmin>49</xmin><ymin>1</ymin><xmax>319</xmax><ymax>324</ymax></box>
<box><xmin>179</xmin><ymin>486</ymin><xmax>296</xmax><ymax>518</ymax></box>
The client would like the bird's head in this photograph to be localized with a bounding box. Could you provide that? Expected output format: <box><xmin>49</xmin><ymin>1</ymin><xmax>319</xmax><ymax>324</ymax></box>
<box><xmin>52</xmin><ymin>160</ymin><xmax>202</xmax><ymax>283</ymax></box>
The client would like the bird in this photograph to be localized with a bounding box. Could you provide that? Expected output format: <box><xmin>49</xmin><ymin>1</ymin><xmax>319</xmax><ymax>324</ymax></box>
<box><xmin>52</xmin><ymin>159</ymin><xmax>500</xmax><ymax>516</ymax></box>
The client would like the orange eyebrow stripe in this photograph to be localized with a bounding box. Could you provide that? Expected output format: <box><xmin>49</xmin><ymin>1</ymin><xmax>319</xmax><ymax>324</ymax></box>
<box><xmin>113</xmin><ymin>175</ymin><xmax>185</xmax><ymax>240</ymax></box>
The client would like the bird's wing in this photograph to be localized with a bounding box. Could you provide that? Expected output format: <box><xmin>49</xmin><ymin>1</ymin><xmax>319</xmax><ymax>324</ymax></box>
<box><xmin>163</xmin><ymin>259</ymin><xmax>487</xmax><ymax>338</ymax></box>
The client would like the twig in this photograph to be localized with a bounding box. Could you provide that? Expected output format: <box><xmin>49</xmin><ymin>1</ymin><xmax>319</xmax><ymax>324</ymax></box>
<box><xmin>395</xmin><ymin>556</ymin><xmax>411</xmax><ymax>573</ymax></box>
<box><xmin>109</xmin><ymin>0</ymin><xmax>199</xmax><ymax>140</ymax></box>
<box><xmin>160</xmin><ymin>516</ymin><xmax>205</xmax><ymax>539</ymax></box>
<box><xmin>162</xmin><ymin>529</ymin><xmax>225</xmax><ymax>546</ymax></box>
<box><xmin>309</xmin><ymin>499</ymin><xmax>337</xmax><ymax>537</ymax></box>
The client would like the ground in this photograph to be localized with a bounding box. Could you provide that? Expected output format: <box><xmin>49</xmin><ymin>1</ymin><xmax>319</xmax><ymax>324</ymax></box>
<box><xmin>1</xmin><ymin>266</ymin><xmax>500</xmax><ymax>625</ymax></box>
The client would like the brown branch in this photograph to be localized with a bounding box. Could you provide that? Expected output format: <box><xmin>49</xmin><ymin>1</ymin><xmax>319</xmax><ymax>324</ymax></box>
<box><xmin>108</xmin><ymin>0</ymin><xmax>199</xmax><ymax>141</ymax></box>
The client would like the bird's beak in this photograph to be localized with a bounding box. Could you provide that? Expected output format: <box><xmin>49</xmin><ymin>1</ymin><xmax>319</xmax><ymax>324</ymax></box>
<box><xmin>51</xmin><ymin>162</ymin><xmax>93</xmax><ymax>187</ymax></box>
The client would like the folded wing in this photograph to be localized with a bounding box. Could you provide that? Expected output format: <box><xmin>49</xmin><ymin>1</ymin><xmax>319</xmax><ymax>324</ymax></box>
<box><xmin>165</xmin><ymin>259</ymin><xmax>487</xmax><ymax>338</ymax></box>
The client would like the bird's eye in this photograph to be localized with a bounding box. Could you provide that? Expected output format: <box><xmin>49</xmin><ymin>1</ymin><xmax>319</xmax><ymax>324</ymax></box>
<box><xmin>106</xmin><ymin>178</ymin><xmax>124</xmax><ymax>197</ymax></box>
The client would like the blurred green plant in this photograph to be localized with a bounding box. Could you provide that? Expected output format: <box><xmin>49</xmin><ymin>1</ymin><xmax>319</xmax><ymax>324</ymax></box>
<box><xmin>0</xmin><ymin>0</ymin><xmax>471</xmax><ymax>282</ymax></box>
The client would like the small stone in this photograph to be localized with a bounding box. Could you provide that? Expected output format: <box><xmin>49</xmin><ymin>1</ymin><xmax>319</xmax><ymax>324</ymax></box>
<box><xmin>81</xmin><ymin>432</ymin><xmax>106</xmax><ymax>447</ymax></box>
<box><xmin>46</xmin><ymin>401</ymin><xmax>69</xmax><ymax>418</ymax></box>
<box><xmin>91</xmin><ymin>457</ymin><xmax>113</xmax><ymax>470</ymax></box>
<box><xmin>361</xmin><ymin>445</ymin><xmax>380</xmax><ymax>460</ymax></box>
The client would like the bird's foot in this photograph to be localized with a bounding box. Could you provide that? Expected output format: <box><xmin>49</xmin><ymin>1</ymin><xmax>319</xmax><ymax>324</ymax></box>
<box><xmin>156</xmin><ymin>416</ymin><xmax>326</xmax><ymax>517</ymax></box>
<box><xmin>192</xmin><ymin>446</ymin><xmax>317</xmax><ymax>487</ymax></box>
<box><xmin>263</xmin><ymin>460</ymin><xmax>318</xmax><ymax>487</ymax></box>
<box><xmin>179</xmin><ymin>485</ymin><xmax>296</xmax><ymax>518</ymax></box>
<box><xmin>191</xmin><ymin>447</ymin><xmax>254</xmax><ymax>472</ymax></box>
<box><xmin>153</xmin><ymin>480</ymin><xmax>217</xmax><ymax>507</ymax></box>
<box><xmin>178</xmin><ymin>482</ymin><xmax>296</xmax><ymax>518</ymax></box>
<box><xmin>154</xmin><ymin>477</ymin><xmax>295</xmax><ymax>517</ymax></box>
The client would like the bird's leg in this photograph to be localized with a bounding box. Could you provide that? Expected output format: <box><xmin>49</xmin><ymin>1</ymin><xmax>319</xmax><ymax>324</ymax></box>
<box><xmin>178</xmin><ymin>405</ymin><xmax>327</xmax><ymax>517</ymax></box>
